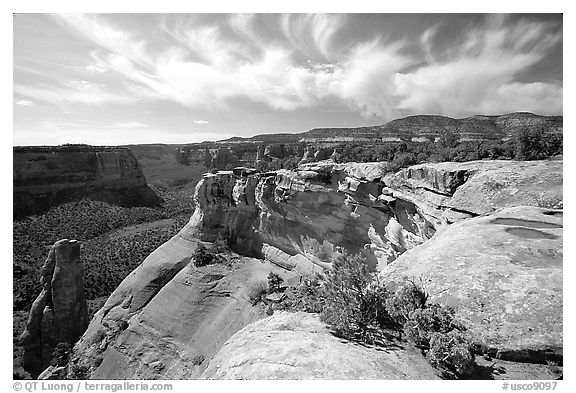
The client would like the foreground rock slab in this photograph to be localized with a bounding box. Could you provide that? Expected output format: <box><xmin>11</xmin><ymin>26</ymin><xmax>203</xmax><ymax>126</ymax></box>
<box><xmin>202</xmin><ymin>311</ymin><xmax>440</xmax><ymax>379</ymax></box>
<box><xmin>379</xmin><ymin>206</ymin><xmax>562</xmax><ymax>364</ymax></box>
<box><xmin>20</xmin><ymin>239</ymin><xmax>89</xmax><ymax>377</ymax></box>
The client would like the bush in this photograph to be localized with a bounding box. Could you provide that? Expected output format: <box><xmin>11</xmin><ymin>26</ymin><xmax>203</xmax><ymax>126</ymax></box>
<box><xmin>192</xmin><ymin>243</ymin><xmax>217</xmax><ymax>267</ymax></box>
<box><xmin>191</xmin><ymin>354</ymin><xmax>205</xmax><ymax>366</ymax></box>
<box><xmin>427</xmin><ymin>330</ymin><xmax>476</xmax><ymax>377</ymax></box>
<box><xmin>281</xmin><ymin>274</ymin><xmax>325</xmax><ymax>313</ymax></box>
<box><xmin>515</xmin><ymin>128</ymin><xmax>563</xmax><ymax>160</ymax></box>
<box><xmin>319</xmin><ymin>253</ymin><xmax>396</xmax><ymax>344</ymax></box>
<box><xmin>403</xmin><ymin>303</ymin><xmax>460</xmax><ymax>348</ymax></box>
<box><xmin>267</xmin><ymin>272</ymin><xmax>284</xmax><ymax>294</ymax></box>
<box><xmin>385</xmin><ymin>282</ymin><xmax>428</xmax><ymax>325</ymax></box>
<box><xmin>50</xmin><ymin>342</ymin><xmax>71</xmax><ymax>367</ymax></box>
<box><xmin>69</xmin><ymin>362</ymin><xmax>90</xmax><ymax>379</ymax></box>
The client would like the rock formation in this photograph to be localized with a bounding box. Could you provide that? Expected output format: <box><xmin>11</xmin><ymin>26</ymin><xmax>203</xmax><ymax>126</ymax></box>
<box><xmin>201</xmin><ymin>311</ymin><xmax>441</xmax><ymax>379</ymax></box>
<box><xmin>20</xmin><ymin>239</ymin><xmax>89</xmax><ymax>378</ymax></box>
<box><xmin>379</xmin><ymin>206</ymin><xmax>563</xmax><ymax>364</ymax></box>
<box><xmin>66</xmin><ymin>228</ymin><xmax>300</xmax><ymax>378</ymax></box>
<box><xmin>69</xmin><ymin>158</ymin><xmax>562</xmax><ymax>379</ymax></box>
<box><xmin>13</xmin><ymin>145</ymin><xmax>162</xmax><ymax>218</ymax></box>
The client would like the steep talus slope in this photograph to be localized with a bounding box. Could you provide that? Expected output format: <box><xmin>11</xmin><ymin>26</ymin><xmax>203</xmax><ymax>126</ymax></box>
<box><xmin>201</xmin><ymin>312</ymin><xmax>440</xmax><ymax>379</ymax></box>
<box><xmin>379</xmin><ymin>206</ymin><xmax>563</xmax><ymax>364</ymax></box>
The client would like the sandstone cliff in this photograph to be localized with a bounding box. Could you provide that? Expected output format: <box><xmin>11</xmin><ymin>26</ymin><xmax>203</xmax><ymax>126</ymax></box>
<box><xmin>70</xmin><ymin>158</ymin><xmax>562</xmax><ymax>379</ymax></box>
<box><xmin>20</xmin><ymin>239</ymin><xmax>89</xmax><ymax>378</ymax></box>
<box><xmin>13</xmin><ymin>145</ymin><xmax>162</xmax><ymax>218</ymax></box>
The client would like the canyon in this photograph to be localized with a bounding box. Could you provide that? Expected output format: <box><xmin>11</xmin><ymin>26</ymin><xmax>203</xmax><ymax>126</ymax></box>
<box><xmin>66</xmin><ymin>156</ymin><xmax>562</xmax><ymax>379</ymax></box>
<box><xmin>13</xmin><ymin>145</ymin><xmax>162</xmax><ymax>218</ymax></box>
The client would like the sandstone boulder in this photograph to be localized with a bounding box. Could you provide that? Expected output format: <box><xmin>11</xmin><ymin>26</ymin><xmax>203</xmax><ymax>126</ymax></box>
<box><xmin>201</xmin><ymin>311</ymin><xmax>440</xmax><ymax>379</ymax></box>
<box><xmin>379</xmin><ymin>206</ymin><xmax>563</xmax><ymax>364</ymax></box>
<box><xmin>20</xmin><ymin>239</ymin><xmax>89</xmax><ymax>377</ymax></box>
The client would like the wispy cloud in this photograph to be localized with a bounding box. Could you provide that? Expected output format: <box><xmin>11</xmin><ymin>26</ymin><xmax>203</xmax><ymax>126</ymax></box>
<box><xmin>107</xmin><ymin>121</ymin><xmax>148</xmax><ymax>128</ymax></box>
<box><xmin>23</xmin><ymin>14</ymin><xmax>561</xmax><ymax>119</ymax></box>
<box><xmin>395</xmin><ymin>14</ymin><xmax>562</xmax><ymax>116</ymax></box>
<box><xmin>193</xmin><ymin>120</ymin><xmax>209</xmax><ymax>124</ymax></box>
<box><xmin>14</xmin><ymin>82</ymin><xmax>130</xmax><ymax>105</ymax></box>
<box><xmin>15</xmin><ymin>99</ymin><xmax>34</xmax><ymax>106</ymax></box>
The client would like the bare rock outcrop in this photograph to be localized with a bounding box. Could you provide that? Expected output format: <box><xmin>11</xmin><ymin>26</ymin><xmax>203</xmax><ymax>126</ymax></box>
<box><xmin>383</xmin><ymin>160</ymin><xmax>563</xmax><ymax>225</ymax></box>
<box><xmin>188</xmin><ymin>161</ymin><xmax>431</xmax><ymax>271</ymax></box>
<box><xmin>201</xmin><ymin>311</ymin><xmax>440</xmax><ymax>379</ymax></box>
<box><xmin>20</xmin><ymin>239</ymin><xmax>88</xmax><ymax>378</ymax></box>
<box><xmin>379</xmin><ymin>206</ymin><xmax>563</xmax><ymax>364</ymax></box>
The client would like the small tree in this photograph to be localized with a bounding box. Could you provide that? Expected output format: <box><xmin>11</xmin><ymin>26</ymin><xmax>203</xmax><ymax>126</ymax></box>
<box><xmin>403</xmin><ymin>303</ymin><xmax>461</xmax><ymax>348</ymax></box>
<box><xmin>193</xmin><ymin>243</ymin><xmax>215</xmax><ymax>267</ymax></box>
<box><xmin>50</xmin><ymin>342</ymin><xmax>71</xmax><ymax>367</ymax></box>
<box><xmin>385</xmin><ymin>282</ymin><xmax>428</xmax><ymax>325</ymax></box>
<box><xmin>320</xmin><ymin>253</ymin><xmax>396</xmax><ymax>343</ymax></box>
<box><xmin>427</xmin><ymin>330</ymin><xmax>476</xmax><ymax>377</ymax></box>
<box><xmin>267</xmin><ymin>272</ymin><xmax>284</xmax><ymax>294</ymax></box>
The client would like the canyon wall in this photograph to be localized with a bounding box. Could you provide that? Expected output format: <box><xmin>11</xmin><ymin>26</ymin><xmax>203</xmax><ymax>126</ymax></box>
<box><xmin>13</xmin><ymin>145</ymin><xmax>162</xmax><ymax>218</ymax></box>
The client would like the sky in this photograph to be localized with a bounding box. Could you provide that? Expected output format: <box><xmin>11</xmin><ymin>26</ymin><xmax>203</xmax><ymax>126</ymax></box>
<box><xmin>13</xmin><ymin>13</ymin><xmax>563</xmax><ymax>146</ymax></box>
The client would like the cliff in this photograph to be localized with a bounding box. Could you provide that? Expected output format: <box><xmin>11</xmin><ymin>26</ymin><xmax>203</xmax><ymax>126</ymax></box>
<box><xmin>13</xmin><ymin>145</ymin><xmax>162</xmax><ymax>218</ymax></box>
<box><xmin>69</xmin><ymin>158</ymin><xmax>562</xmax><ymax>379</ymax></box>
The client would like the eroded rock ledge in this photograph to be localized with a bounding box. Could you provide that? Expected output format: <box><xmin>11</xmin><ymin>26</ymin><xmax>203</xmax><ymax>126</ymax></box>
<box><xmin>188</xmin><ymin>159</ymin><xmax>562</xmax><ymax>272</ymax></box>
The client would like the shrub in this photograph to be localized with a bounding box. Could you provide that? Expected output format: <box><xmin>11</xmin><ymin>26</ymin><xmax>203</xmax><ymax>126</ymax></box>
<box><xmin>69</xmin><ymin>362</ymin><xmax>90</xmax><ymax>379</ymax></box>
<box><xmin>319</xmin><ymin>253</ymin><xmax>396</xmax><ymax>344</ymax></box>
<box><xmin>385</xmin><ymin>282</ymin><xmax>428</xmax><ymax>325</ymax></box>
<box><xmin>281</xmin><ymin>274</ymin><xmax>325</xmax><ymax>313</ymax></box>
<box><xmin>50</xmin><ymin>342</ymin><xmax>71</xmax><ymax>367</ymax></box>
<box><xmin>427</xmin><ymin>330</ymin><xmax>476</xmax><ymax>377</ymax></box>
<box><xmin>403</xmin><ymin>303</ymin><xmax>460</xmax><ymax>348</ymax></box>
<box><xmin>267</xmin><ymin>272</ymin><xmax>284</xmax><ymax>294</ymax></box>
<box><xmin>193</xmin><ymin>243</ymin><xmax>216</xmax><ymax>267</ymax></box>
<box><xmin>213</xmin><ymin>233</ymin><xmax>231</xmax><ymax>253</ymax></box>
<box><xmin>191</xmin><ymin>354</ymin><xmax>205</xmax><ymax>366</ymax></box>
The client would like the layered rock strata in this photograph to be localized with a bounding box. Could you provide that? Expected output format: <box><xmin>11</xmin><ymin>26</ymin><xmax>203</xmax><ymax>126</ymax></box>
<box><xmin>20</xmin><ymin>239</ymin><xmax>89</xmax><ymax>377</ymax></box>
<box><xmin>13</xmin><ymin>146</ymin><xmax>161</xmax><ymax>218</ymax></box>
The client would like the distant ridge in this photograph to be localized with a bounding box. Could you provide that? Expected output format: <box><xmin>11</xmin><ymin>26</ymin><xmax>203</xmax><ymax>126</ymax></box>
<box><xmin>217</xmin><ymin>112</ymin><xmax>562</xmax><ymax>144</ymax></box>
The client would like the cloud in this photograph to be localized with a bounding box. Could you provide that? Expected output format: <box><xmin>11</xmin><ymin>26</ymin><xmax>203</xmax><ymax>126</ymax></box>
<box><xmin>193</xmin><ymin>120</ymin><xmax>209</xmax><ymax>124</ymax></box>
<box><xmin>395</xmin><ymin>14</ymin><xmax>562</xmax><ymax>116</ymax></box>
<box><xmin>85</xmin><ymin>63</ymin><xmax>108</xmax><ymax>73</ymax></box>
<box><xmin>14</xmin><ymin>81</ymin><xmax>130</xmax><ymax>105</ymax></box>
<box><xmin>15</xmin><ymin>99</ymin><xmax>34</xmax><ymax>106</ymax></box>
<box><xmin>34</xmin><ymin>14</ymin><xmax>561</xmax><ymax>119</ymax></box>
<box><xmin>107</xmin><ymin>122</ymin><xmax>148</xmax><ymax>128</ymax></box>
